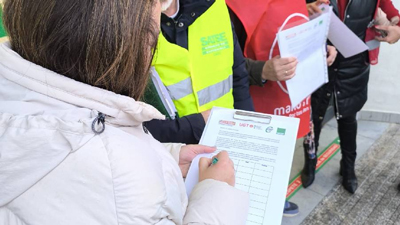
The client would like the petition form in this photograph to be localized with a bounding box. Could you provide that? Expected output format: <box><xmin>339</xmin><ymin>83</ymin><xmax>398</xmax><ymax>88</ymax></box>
<box><xmin>185</xmin><ymin>107</ymin><xmax>300</xmax><ymax>225</ymax></box>
<box><xmin>278</xmin><ymin>11</ymin><xmax>331</xmax><ymax>108</ymax></box>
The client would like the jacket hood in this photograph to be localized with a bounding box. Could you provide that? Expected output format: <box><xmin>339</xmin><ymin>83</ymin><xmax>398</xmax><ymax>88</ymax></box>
<box><xmin>0</xmin><ymin>42</ymin><xmax>165</xmax><ymax>126</ymax></box>
<box><xmin>0</xmin><ymin>42</ymin><xmax>165</xmax><ymax>206</ymax></box>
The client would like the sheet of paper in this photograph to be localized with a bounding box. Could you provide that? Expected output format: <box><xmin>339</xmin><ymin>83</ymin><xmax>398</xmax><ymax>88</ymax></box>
<box><xmin>185</xmin><ymin>107</ymin><xmax>300</xmax><ymax>225</ymax></box>
<box><xmin>278</xmin><ymin>12</ymin><xmax>330</xmax><ymax>108</ymax></box>
<box><xmin>313</xmin><ymin>4</ymin><xmax>369</xmax><ymax>58</ymax></box>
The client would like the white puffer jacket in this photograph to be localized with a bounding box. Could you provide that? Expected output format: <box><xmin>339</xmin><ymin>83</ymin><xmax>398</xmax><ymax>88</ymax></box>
<box><xmin>0</xmin><ymin>42</ymin><xmax>249</xmax><ymax>225</ymax></box>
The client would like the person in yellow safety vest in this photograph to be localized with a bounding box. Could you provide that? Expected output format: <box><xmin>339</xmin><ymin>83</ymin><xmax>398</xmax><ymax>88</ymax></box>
<box><xmin>143</xmin><ymin>0</ymin><xmax>254</xmax><ymax>144</ymax></box>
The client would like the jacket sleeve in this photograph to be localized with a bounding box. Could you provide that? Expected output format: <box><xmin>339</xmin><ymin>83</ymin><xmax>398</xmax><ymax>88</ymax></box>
<box><xmin>163</xmin><ymin>143</ymin><xmax>183</xmax><ymax>164</ymax></box>
<box><xmin>246</xmin><ymin>58</ymin><xmax>266</xmax><ymax>87</ymax></box>
<box><xmin>144</xmin><ymin>113</ymin><xmax>205</xmax><ymax>144</ymax></box>
<box><xmin>380</xmin><ymin>0</ymin><xmax>400</xmax><ymax>22</ymax></box>
<box><xmin>229</xmin><ymin>10</ymin><xmax>266</xmax><ymax>88</ymax></box>
<box><xmin>231</xmin><ymin>24</ymin><xmax>255</xmax><ymax>111</ymax></box>
<box><xmin>183</xmin><ymin>179</ymin><xmax>250</xmax><ymax>225</ymax></box>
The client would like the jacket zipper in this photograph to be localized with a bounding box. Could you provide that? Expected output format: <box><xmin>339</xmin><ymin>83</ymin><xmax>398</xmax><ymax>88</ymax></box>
<box><xmin>333</xmin><ymin>87</ymin><xmax>341</xmax><ymax>120</ymax></box>
<box><xmin>334</xmin><ymin>0</ymin><xmax>352</xmax><ymax>120</ymax></box>
<box><xmin>343</xmin><ymin>0</ymin><xmax>353</xmax><ymax>23</ymax></box>
<box><xmin>92</xmin><ymin>112</ymin><xmax>106</xmax><ymax>134</ymax></box>
<box><xmin>143</xmin><ymin>125</ymin><xmax>149</xmax><ymax>134</ymax></box>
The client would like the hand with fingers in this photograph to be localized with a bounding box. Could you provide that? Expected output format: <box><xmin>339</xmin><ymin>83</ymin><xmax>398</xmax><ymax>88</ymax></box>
<box><xmin>199</xmin><ymin>151</ymin><xmax>235</xmax><ymax>186</ymax></box>
<box><xmin>375</xmin><ymin>25</ymin><xmax>400</xmax><ymax>44</ymax></box>
<box><xmin>326</xmin><ymin>45</ymin><xmax>337</xmax><ymax>66</ymax></box>
<box><xmin>306</xmin><ymin>0</ymin><xmax>330</xmax><ymax>16</ymax></box>
<box><xmin>179</xmin><ymin>145</ymin><xmax>216</xmax><ymax>178</ymax></box>
<box><xmin>262</xmin><ymin>56</ymin><xmax>298</xmax><ymax>82</ymax></box>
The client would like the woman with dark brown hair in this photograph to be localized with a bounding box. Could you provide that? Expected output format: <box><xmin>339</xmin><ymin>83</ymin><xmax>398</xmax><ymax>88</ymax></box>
<box><xmin>0</xmin><ymin>0</ymin><xmax>249</xmax><ymax>224</ymax></box>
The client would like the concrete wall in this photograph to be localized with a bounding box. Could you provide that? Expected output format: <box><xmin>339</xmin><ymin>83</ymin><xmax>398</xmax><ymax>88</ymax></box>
<box><xmin>360</xmin><ymin>0</ymin><xmax>400</xmax><ymax>123</ymax></box>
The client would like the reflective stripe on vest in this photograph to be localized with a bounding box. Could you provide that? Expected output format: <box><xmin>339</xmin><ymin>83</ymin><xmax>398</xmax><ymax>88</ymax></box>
<box><xmin>166</xmin><ymin>74</ymin><xmax>233</xmax><ymax>107</ymax></box>
<box><xmin>197</xmin><ymin>74</ymin><xmax>232</xmax><ymax>106</ymax></box>
<box><xmin>152</xmin><ymin>0</ymin><xmax>234</xmax><ymax>117</ymax></box>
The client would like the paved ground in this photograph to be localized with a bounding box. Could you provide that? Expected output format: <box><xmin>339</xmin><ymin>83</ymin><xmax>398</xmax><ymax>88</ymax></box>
<box><xmin>282</xmin><ymin>118</ymin><xmax>391</xmax><ymax>225</ymax></box>
<box><xmin>301</xmin><ymin>124</ymin><xmax>400</xmax><ymax>225</ymax></box>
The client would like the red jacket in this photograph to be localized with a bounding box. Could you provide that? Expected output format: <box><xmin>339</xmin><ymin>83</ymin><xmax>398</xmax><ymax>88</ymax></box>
<box><xmin>339</xmin><ymin>0</ymin><xmax>399</xmax><ymax>65</ymax></box>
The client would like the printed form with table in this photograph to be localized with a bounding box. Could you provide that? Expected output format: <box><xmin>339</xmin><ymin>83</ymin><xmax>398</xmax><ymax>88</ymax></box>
<box><xmin>184</xmin><ymin>4</ymin><xmax>369</xmax><ymax>225</ymax></box>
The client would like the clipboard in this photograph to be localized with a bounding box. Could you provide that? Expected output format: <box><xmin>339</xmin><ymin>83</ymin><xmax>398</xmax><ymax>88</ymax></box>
<box><xmin>186</xmin><ymin>107</ymin><xmax>300</xmax><ymax>225</ymax></box>
<box><xmin>233</xmin><ymin>111</ymin><xmax>272</xmax><ymax>124</ymax></box>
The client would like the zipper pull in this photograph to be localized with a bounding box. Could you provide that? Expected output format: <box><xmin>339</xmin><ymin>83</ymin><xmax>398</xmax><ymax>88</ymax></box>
<box><xmin>92</xmin><ymin>112</ymin><xmax>106</xmax><ymax>134</ymax></box>
<box><xmin>143</xmin><ymin>125</ymin><xmax>149</xmax><ymax>134</ymax></box>
<box><xmin>367</xmin><ymin>19</ymin><xmax>375</xmax><ymax>29</ymax></box>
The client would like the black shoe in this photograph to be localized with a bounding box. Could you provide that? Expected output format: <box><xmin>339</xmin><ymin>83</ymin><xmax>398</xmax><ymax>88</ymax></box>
<box><xmin>301</xmin><ymin>143</ymin><xmax>317</xmax><ymax>188</ymax></box>
<box><xmin>342</xmin><ymin>177</ymin><xmax>358</xmax><ymax>194</ymax></box>
<box><xmin>301</xmin><ymin>158</ymin><xmax>317</xmax><ymax>188</ymax></box>
<box><xmin>340</xmin><ymin>160</ymin><xmax>358</xmax><ymax>194</ymax></box>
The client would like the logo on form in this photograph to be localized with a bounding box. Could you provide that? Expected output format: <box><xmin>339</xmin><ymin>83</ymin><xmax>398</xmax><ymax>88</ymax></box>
<box><xmin>265</xmin><ymin>126</ymin><xmax>274</xmax><ymax>133</ymax></box>
<box><xmin>276</xmin><ymin>128</ymin><xmax>286</xmax><ymax>136</ymax></box>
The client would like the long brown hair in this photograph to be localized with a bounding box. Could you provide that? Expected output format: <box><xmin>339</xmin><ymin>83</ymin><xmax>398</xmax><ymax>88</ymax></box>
<box><xmin>3</xmin><ymin>0</ymin><xmax>158</xmax><ymax>100</ymax></box>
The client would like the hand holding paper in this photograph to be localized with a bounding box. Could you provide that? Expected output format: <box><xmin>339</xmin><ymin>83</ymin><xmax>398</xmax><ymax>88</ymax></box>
<box><xmin>262</xmin><ymin>56</ymin><xmax>298</xmax><ymax>81</ymax></box>
<box><xmin>278</xmin><ymin>11</ymin><xmax>330</xmax><ymax>107</ymax></box>
<box><xmin>306</xmin><ymin>0</ymin><xmax>330</xmax><ymax>16</ymax></box>
<box><xmin>179</xmin><ymin>145</ymin><xmax>216</xmax><ymax>177</ymax></box>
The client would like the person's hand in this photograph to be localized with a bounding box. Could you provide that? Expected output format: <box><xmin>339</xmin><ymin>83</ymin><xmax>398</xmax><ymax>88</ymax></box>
<box><xmin>375</xmin><ymin>25</ymin><xmax>400</xmax><ymax>44</ymax></box>
<box><xmin>199</xmin><ymin>151</ymin><xmax>235</xmax><ymax>186</ymax></box>
<box><xmin>326</xmin><ymin>45</ymin><xmax>337</xmax><ymax>66</ymax></box>
<box><xmin>179</xmin><ymin>145</ymin><xmax>216</xmax><ymax>178</ymax></box>
<box><xmin>201</xmin><ymin>109</ymin><xmax>211</xmax><ymax>123</ymax></box>
<box><xmin>262</xmin><ymin>56</ymin><xmax>297</xmax><ymax>81</ymax></box>
<box><xmin>391</xmin><ymin>16</ymin><xmax>400</xmax><ymax>26</ymax></box>
<box><xmin>306</xmin><ymin>0</ymin><xmax>330</xmax><ymax>16</ymax></box>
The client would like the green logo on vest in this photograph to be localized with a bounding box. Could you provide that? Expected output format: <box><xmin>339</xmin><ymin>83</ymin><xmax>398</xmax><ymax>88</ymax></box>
<box><xmin>200</xmin><ymin>32</ymin><xmax>230</xmax><ymax>55</ymax></box>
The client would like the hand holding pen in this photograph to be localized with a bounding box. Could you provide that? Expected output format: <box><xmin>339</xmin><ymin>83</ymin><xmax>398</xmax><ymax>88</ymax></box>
<box><xmin>199</xmin><ymin>151</ymin><xmax>236</xmax><ymax>186</ymax></box>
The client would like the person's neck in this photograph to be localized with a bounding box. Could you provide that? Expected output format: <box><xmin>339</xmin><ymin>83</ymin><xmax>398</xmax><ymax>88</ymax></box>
<box><xmin>164</xmin><ymin>0</ymin><xmax>178</xmax><ymax>17</ymax></box>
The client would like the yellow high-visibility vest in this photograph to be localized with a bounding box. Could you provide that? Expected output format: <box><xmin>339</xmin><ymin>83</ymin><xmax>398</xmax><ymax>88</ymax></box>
<box><xmin>152</xmin><ymin>0</ymin><xmax>234</xmax><ymax>117</ymax></box>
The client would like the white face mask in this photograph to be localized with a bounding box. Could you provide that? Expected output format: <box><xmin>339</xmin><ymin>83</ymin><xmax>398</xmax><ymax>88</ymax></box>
<box><xmin>160</xmin><ymin>0</ymin><xmax>174</xmax><ymax>12</ymax></box>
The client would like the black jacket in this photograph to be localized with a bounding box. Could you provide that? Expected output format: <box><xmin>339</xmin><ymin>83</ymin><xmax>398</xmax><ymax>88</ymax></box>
<box><xmin>309</xmin><ymin>0</ymin><xmax>377</xmax><ymax>122</ymax></box>
<box><xmin>144</xmin><ymin>0</ymin><xmax>254</xmax><ymax>144</ymax></box>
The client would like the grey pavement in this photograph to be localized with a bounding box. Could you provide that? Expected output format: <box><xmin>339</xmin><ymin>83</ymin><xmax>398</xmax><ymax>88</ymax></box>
<box><xmin>301</xmin><ymin>124</ymin><xmax>400</xmax><ymax>225</ymax></box>
<box><xmin>281</xmin><ymin>118</ymin><xmax>390</xmax><ymax>225</ymax></box>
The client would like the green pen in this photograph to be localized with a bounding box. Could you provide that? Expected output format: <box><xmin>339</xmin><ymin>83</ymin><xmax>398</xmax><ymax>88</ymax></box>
<box><xmin>212</xmin><ymin>157</ymin><xmax>219</xmax><ymax>165</ymax></box>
